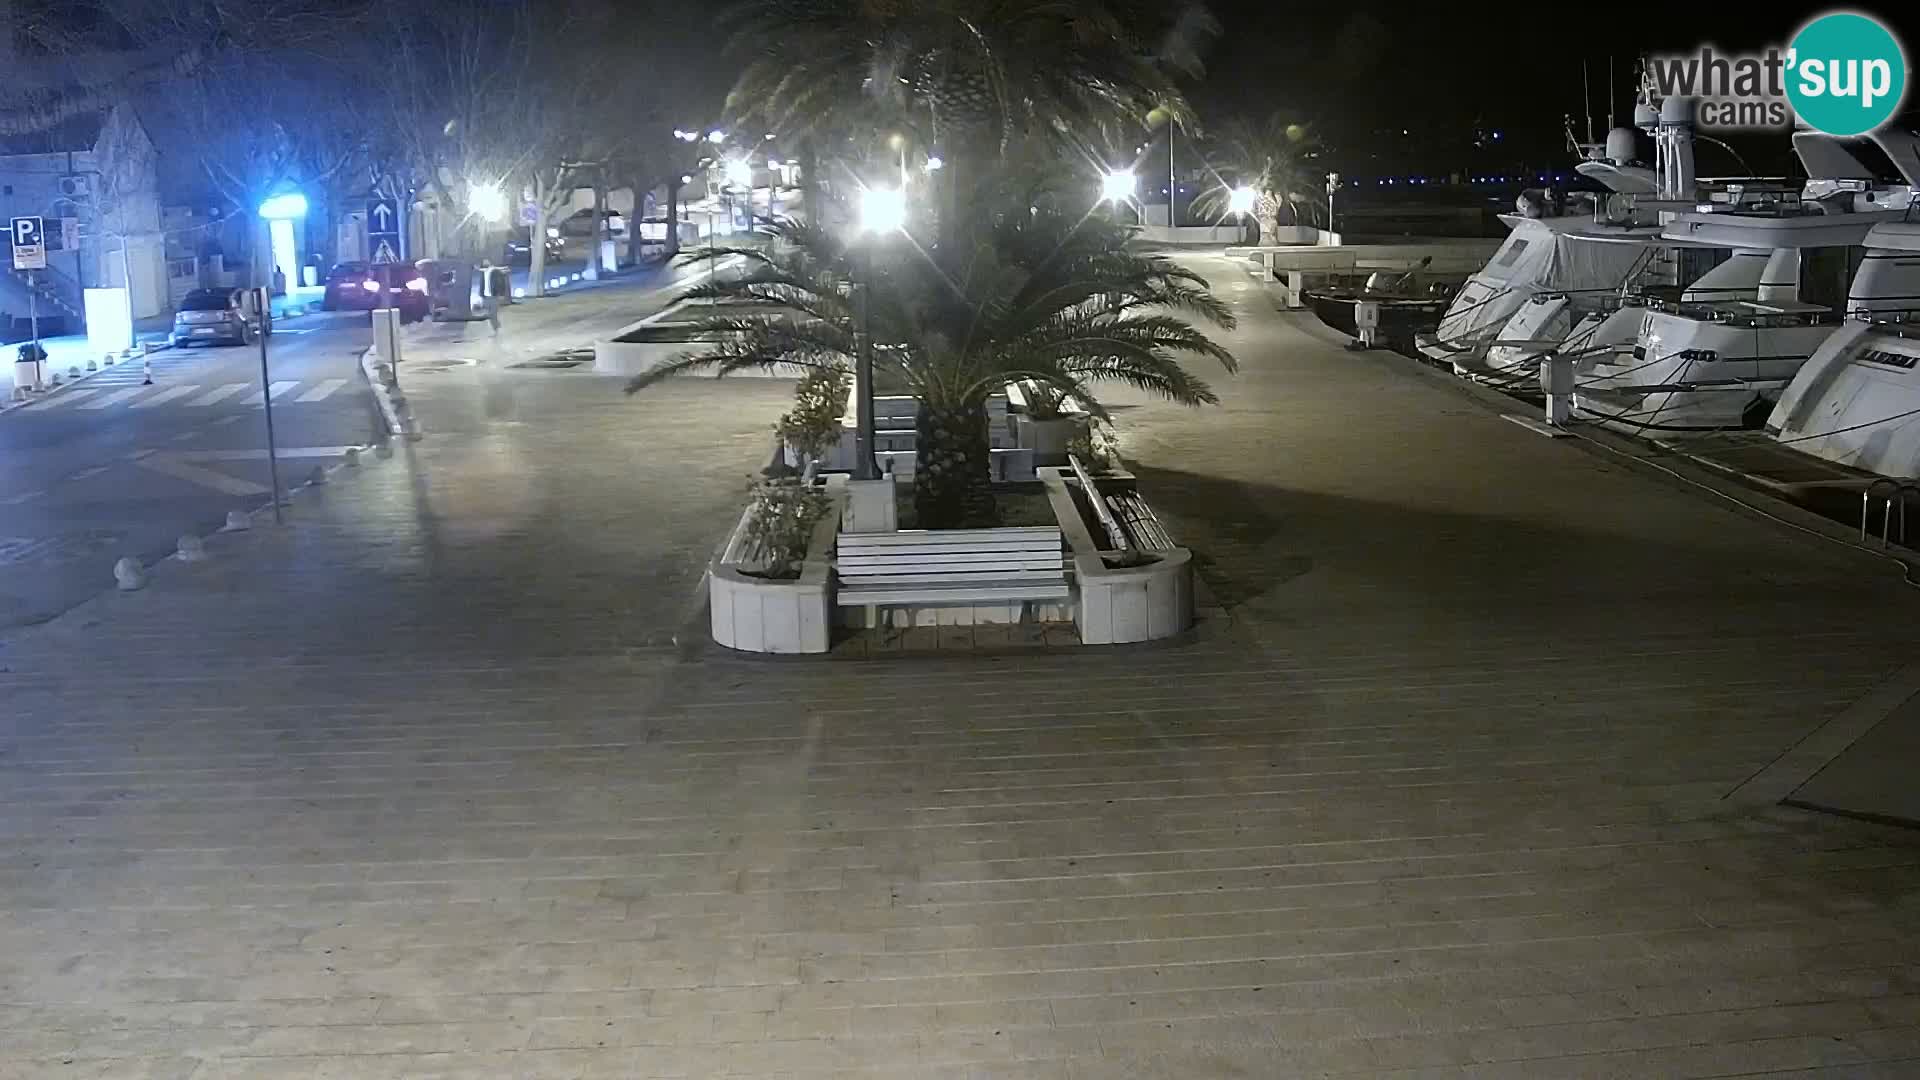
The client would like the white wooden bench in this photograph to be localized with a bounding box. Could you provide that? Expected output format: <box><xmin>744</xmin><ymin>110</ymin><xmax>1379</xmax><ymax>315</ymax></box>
<box><xmin>835</xmin><ymin>527</ymin><xmax>1069</xmax><ymax>624</ymax></box>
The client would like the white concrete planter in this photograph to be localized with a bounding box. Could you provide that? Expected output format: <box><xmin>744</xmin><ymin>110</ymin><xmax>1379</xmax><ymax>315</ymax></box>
<box><xmin>709</xmin><ymin>487</ymin><xmax>845</xmax><ymax>654</ymax></box>
<box><xmin>1039</xmin><ymin>467</ymin><xmax>1194</xmax><ymax>645</ymax></box>
<box><xmin>1017</xmin><ymin>414</ymin><xmax>1090</xmax><ymax>467</ymax></box>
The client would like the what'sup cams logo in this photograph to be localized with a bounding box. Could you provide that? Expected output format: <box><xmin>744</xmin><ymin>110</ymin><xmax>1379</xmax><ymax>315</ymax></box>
<box><xmin>1647</xmin><ymin>11</ymin><xmax>1908</xmax><ymax>135</ymax></box>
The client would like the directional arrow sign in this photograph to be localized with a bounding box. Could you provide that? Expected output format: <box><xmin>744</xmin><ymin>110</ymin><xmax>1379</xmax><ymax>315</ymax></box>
<box><xmin>366</xmin><ymin>196</ymin><xmax>402</xmax><ymax>264</ymax></box>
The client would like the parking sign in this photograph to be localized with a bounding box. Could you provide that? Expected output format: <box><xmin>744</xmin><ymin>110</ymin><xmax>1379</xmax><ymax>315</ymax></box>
<box><xmin>10</xmin><ymin>216</ymin><xmax>45</xmax><ymax>270</ymax></box>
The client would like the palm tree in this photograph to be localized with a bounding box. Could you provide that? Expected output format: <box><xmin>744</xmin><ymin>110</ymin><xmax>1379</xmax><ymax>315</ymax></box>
<box><xmin>625</xmin><ymin>207</ymin><xmax>1236</xmax><ymax>529</ymax></box>
<box><xmin>1195</xmin><ymin>113</ymin><xmax>1324</xmax><ymax>242</ymax></box>
<box><xmin>723</xmin><ymin>0</ymin><xmax>1216</xmax><ymax>247</ymax></box>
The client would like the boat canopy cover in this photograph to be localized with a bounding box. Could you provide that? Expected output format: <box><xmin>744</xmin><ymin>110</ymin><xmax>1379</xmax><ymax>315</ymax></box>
<box><xmin>1475</xmin><ymin>221</ymin><xmax>1649</xmax><ymax>292</ymax></box>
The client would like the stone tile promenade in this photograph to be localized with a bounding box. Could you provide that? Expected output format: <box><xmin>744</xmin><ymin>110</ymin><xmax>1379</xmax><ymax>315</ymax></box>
<box><xmin>2</xmin><ymin>259</ymin><xmax>1918</xmax><ymax>1077</ymax></box>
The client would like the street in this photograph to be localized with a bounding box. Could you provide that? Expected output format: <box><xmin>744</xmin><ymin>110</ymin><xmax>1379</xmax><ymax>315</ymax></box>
<box><xmin>0</xmin><ymin>313</ymin><xmax>382</xmax><ymax>629</ymax></box>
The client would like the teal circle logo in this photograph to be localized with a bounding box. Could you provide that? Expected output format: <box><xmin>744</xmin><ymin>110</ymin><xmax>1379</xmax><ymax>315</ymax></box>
<box><xmin>1786</xmin><ymin>12</ymin><xmax>1907</xmax><ymax>136</ymax></box>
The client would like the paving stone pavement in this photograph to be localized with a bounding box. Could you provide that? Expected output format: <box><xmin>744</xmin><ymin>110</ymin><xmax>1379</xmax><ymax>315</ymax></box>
<box><xmin>2</xmin><ymin>257</ymin><xmax>1919</xmax><ymax>1078</ymax></box>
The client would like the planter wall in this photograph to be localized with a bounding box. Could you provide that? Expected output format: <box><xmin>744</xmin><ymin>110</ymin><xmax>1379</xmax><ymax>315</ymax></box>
<box><xmin>1039</xmin><ymin>467</ymin><xmax>1194</xmax><ymax>645</ymax></box>
<box><xmin>709</xmin><ymin>486</ymin><xmax>845</xmax><ymax>654</ymax></box>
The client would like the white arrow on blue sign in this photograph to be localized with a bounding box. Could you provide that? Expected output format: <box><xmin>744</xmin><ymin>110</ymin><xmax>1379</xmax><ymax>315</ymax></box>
<box><xmin>365</xmin><ymin>197</ymin><xmax>402</xmax><ymax>263</ymax></box>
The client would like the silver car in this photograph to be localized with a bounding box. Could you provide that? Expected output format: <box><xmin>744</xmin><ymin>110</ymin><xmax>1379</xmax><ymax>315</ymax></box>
<box><xmin>172</xmin><ymin>288</ymin><xmax>268</xmax><ymax>347</ymax></box>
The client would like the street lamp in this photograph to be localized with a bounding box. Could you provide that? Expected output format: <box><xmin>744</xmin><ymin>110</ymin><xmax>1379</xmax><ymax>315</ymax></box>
<box><xmin>923</xmin><ymin>155</ymin><xmax>943</xmax><ymax>173</ymax></box>
<box><xmin>1326</xmin><ymin>171</ymin><xmax>1342</xmax><ymax>235</ymax></box>
<box><xmin>1100</xmin><ymin>168</ymin><xmax>1135</xmax><ymax>203</ymax></box>
<box><xmin>707</xmin><ymin>129</ymin><xmax>726</xmax><ymax>144</ymax></box>
<box><xmin>1227</xmin><ymin>185</ymin><xmax>1257</xmax><ymax>243</ymax></box>
<box><xmin>469</xmin><ymin>182</ymin><xmax>507</xmax><ymax>223</ymax></box>
<box><xmin>850</xmin><ymin>186</ymin><xmax>907</xmax><ymax>481</ymax></box>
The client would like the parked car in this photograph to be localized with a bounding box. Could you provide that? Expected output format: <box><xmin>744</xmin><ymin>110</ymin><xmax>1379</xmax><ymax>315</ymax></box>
<box><xmin>557</xmin><ymin>209</ymin><xmax>627</xmax><ymax>237</ymax></box>
<box><xmin>321</xmin><ymin>260</ymin><xmax>432</xmax><ymax>323</ymax></box>
<box><xmin>503</xmin><ymin>228</ymin><xmax>566</xmax><ymax>266</ymax></box>
<box><xmin>171</xmin><ymin>288</ymin><xmax>268</xmax><ymax>348</ymax></box>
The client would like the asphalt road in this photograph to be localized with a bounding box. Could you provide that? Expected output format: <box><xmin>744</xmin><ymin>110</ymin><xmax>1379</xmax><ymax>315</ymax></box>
<box><xmin>0</xmin><ymin>312</ymin><xmax>382</xmax><ymax>629</ymax></box>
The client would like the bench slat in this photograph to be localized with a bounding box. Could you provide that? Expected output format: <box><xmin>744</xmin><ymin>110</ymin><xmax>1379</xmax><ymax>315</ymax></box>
<box><xmin>837</xmin><ymin>583</ymin><xmax>1071</xmax><ymax>605</ymax></box>
<box><xmin>842</xmin><ymin>565</ymin><xmax>1064</xmax><ymax>579</ymax></box>
<box><xmin>845</xmin><ymin>570</ymin><xmax>1065</xmax><ymax>586</ymax></box>
<box><xmin>841</xmin><ymin>545</ymin><xmax>1060</xmax><ymax>561</ymax></box>
<box><xmin>838</xmin><ymin>527</ymin><xmax>1060</xmax><ymax>548</ymax></box>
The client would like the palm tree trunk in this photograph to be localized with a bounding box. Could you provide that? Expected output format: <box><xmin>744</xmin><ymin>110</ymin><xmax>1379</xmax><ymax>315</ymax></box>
<box><xmin>664</xmin><ymin>181</ymin><xmax>680</xmax><ymax>260</ymax></box>
<box><xmin>914</xmin><ymin>401</ymin><xmax>996</xmax><ymax>529</ymax></box>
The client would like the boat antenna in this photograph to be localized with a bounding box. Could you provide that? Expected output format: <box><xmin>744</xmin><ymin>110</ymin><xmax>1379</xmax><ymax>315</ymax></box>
<box><xmin>1607</xmin><ymin>57</ymin><xmax>1615</xmax><ymax>129</ymax></box>
<box><xmin>1583</xmin><ymin>60</ymin><xmax>1595</xmax><ymax>146</ymax></box>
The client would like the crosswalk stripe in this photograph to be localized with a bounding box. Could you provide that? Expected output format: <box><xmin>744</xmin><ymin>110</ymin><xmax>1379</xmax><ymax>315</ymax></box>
<box><xmin>131</xmin><ymin>385</ymin><xmax>200</xmax><ymax>409</ymax></box>
<box><xmin>244</xmin><ymin>381</ymin><xmax>300</xmax><ymax>404</ymax></box>
<box><xmin>80</xmin><ymin>387</ymin><xmax>148</xmax><ymax>409</ymax></box>
<box><xmin>189</xmin><ymin>383</ymin><xmax>249</xmax><ymax>407</ymax></box>
<box><xmin>21</xmin><ymin>388</ymin><xmax>103</xmax><ymax>411</ymax></box>
<box><xmin>295</xmin><ymin>378</ymin><xmax>348</xmax><ymax>403</ymax></box>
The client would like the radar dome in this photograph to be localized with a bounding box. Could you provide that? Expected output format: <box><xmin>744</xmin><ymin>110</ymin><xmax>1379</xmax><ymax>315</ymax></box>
<box><xmin>1604</xmin><ymin>127</ymin><xmax>1636</xmax><ymax>163</ymax></box>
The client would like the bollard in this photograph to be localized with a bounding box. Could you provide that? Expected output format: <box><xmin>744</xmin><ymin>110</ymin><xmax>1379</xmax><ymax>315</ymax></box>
<box><xmin>88</xmin><ymin>355</ymin><xmax>100</xmax><ymax>372</ymax></box>
<box><xmin>176</xmin><ymin>535</ymin><xmax>208</xmax><ymax>562</ymax></box>
<box><xmin>222</xmin><ymin>510</ymin><xmax>252</xmax><ymax>532</ymax></box>
<box><xmin>343</xmin><ymin>447</ymin><xmax>361</xmax><ymax>467</ymax></box>
<box><xmin>142</xmin><ymin>358</ymin><xmax>153</xmax><ymax>385</ymax></box>
<box><xmin>113</xmin><ymin>557</ymin><xmax>147</xmax><ymax>591</ymax></box>
<box><xmin>306</xmin><ymin>465</ymin><xmax>328</xmax><ymax>486</ymax></box>
<box><xmin>47</xmin><ymin>371</ymin><xmax>61</xmax><ymax>386</ymax></box>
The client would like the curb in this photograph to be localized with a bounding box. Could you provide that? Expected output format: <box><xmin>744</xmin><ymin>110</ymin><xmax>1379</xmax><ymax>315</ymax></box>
<box><xmin>357</xmin><ymin>346</ymin><xmax>422</xmax><ymax>439</ymax></box>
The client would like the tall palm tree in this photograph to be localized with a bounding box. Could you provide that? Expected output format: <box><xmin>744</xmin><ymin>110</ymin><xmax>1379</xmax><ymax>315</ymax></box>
<box><xmin>1195</xmin><ymin>113</ymin><xmax>1324</xmax><ymax>242</ymax></box>
<box><xmin>723</xmin><ymin>0</ymin><xmax>1216</xmax><ymax>248</ymax></box>
<box><xmin>625</xmin><ymin>207</ymin><xmax>1236</xmax><ymax>528</ymax></box>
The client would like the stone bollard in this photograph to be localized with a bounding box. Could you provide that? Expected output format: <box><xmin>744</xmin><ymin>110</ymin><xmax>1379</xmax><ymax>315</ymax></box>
<box><xmin>88</xmin><ymin>355</ymin><xmax>100</xmax><ymax>372</ymax></box>
<box><xmin>343</xmin><ymin>447</ymin><xmax>361</xmax><ymax>467</ymax></box>
<box><xmin>176</xmin><ymin>534</ymin><xmax>208</xmax><ymax>562</ymax></box>
<box><xmin>68</xmin><ymin>365</ymin><xmax>80</xmax><ymax>380</ymax></box>
<box><xmin>222</xmin><ymin>511</ymin><xmax>252</xmax><ymax>532</ymax></box>
<box><xmin>113</xmin><ymin>557</ymin><xmax>147</xmax><ymax>591</ymax></box>
<box><xmin>306</xmin><ymin>465</ymin><xmax>328</xmax><ymax>486</ymax></box>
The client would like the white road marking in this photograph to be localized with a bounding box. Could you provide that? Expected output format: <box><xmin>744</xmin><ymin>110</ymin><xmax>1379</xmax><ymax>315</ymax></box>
<box><xmin>243</xmin><ymin>381</ymin><xmax>300</xmax><ymax>405</ymax></box>
<box><xmin>0</xmin><ymin>490</ymin><xmax>44</xmax><ymax>506</ymax></box>
<box><xmin>295</xmin><ymin>378</ymin><xmax>348</xmax><ymax>402</ymax></box>
<box><xmin>69</xmin><ymin>465</ymin><xmax>109</xmax><ymax>481</ymax></box>
<box><xmin>20</xmin><ymin>388</ymin><xmax>103</xmax><ymax>411</ymax></box>
<box><xmin>131</xmin><ymin>385</ymin><xmax>199</xmax><ymax>409</ymax></box>
<box><xmin>188</xmin><ymin>383</ymin><xmax>249</xmax><ymax>406</ymax></box>
<box><xmin>80</xmin><ymin>387</ymin><xmax>147</xmax><ymax>409</ymax></box>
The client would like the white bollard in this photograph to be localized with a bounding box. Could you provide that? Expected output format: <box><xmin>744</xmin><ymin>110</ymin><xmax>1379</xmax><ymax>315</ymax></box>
<box><xmin>343</xmin><ymin>447</ymin><xmax>361</xmax><ymax>467</ymax></box>
<box><xmin>87</xmin><ymin>355</ymin><xmax>99</xmax><ymax>372</ymax></box>
<box><xmin>222</xmin><ymin>511</ymin><xmax>252</xmax><ymax>532</ymax></box>
<box><xmin>113</xmin><ymin>557</ymin><xmax>147</xmax><ymax>591</ymax></box>
<box><xmin>306</xmin><ymin>465</ymin><xmax>328</xmax><ymax>486</ymax></box>
<box><xmin>68</xmin><ymin>365</ymin><xmax>80</xmax><ymax>379</ymax></box>
<box><xmin>176</xmin><ymin>534</ymin><xmax>208</xmax><ymax>562</ymax></box>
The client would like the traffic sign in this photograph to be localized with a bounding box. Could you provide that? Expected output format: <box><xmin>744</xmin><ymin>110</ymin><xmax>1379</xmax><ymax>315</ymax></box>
<box><xmin>10</xmin><ymin>216</ymin><xmax>45</xmax><ymax>270</ymax></box>
<box><xmin>366</xmin><ymin>196</ymin><xmax>402</xmax><ymax>264</ymax></box>
<box><xmin>519</xmin><ymin>203</ymin><xmax>539</xmax><ymax>226</ymax></box>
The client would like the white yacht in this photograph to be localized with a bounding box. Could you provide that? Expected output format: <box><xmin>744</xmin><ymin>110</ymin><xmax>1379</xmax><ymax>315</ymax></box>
<box><xmin>1766</xmin><ymin>221</ymin><xmax>1920</xmax><ymax>477</ymax></box>
<box><xmin>1574</xmin><ymin>125</ymin><xmax>1920</xmax><ymax>433</ymax></box>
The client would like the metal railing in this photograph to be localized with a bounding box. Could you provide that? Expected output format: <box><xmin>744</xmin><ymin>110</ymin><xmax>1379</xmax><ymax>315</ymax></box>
<box><xmin>1860</xmin><ymin>478</ymin><xmax>1920</xmax><ymax>546</ymax></box>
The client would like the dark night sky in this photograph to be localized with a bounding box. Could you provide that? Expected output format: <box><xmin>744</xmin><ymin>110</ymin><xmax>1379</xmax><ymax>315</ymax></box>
<box><xmin>1193</xmin><ymin>2</ymin><xmax>1920</xmax><ymax>178</ymax></box>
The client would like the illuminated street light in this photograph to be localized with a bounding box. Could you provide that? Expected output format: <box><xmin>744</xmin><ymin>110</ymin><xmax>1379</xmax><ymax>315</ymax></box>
<box><xmin>924</xmin><ymin>156</ymin><xmax>943</xmax><ymax>172</ymax></box>
<box><xmin>680</xmin><ymin>174</ymin><xmax>693</xmax><ymax>185</ymax></box>
<box><xmin>257</xmin><ymin>191</ymin><xmax>308</xmax><ymax>219</ymax></box>
<box><xmin>707</xmin><ymin>130</ymin><xmax>726</xmax><ymax>144</ymax></box>
<box><xmin>724</xmin><ymin>158</ymin><xmax>753</xmax><ymax>188</ymax></box>
<box><xmin>1100</xmin><ymin>168</ymin><xmax>1135</xmax><ymax>203</ymax></box>
<box><xmin>673</xmin><ymin>128</ymin><xmax>699</xmax><ymax>143</ymax></box>
<box><xmin>858</xmin><ymin>186</ymin><xmax>907</xmax><ymax>233</ymax></box>
<box><xmin>1227</xmin><ymin>186</ymin><xmax>1257</xmax><ymax>216</ymax></box>
<box><xmin>469</xmin><ymin>183</ymin><xmax>507</xmax><ymax>223</ymax></box>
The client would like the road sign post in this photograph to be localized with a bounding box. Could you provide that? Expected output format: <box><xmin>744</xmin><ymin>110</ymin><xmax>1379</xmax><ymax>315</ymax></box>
<box><xmin>255</xmin><ymin>288</ymin><xmax>284</xmax><ymax>524</ymax></box>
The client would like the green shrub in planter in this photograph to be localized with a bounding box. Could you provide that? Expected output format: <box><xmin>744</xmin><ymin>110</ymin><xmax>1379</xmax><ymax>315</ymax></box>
<box><xmin>743</xmin><ymin>479</ymin><xmax>832</xmax><ymax>579</ymax></box>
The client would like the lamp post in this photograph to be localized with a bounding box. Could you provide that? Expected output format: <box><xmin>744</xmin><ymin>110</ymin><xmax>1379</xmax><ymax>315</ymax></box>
<box><xmin>853</xmin><ymin>186</ymin><xmax>906</xmax><ymax>481</ymax></box>
<box><xmin>1326</xmin><ymin>171</ymin><xmax>1342</xmax><ymax>236</ymax></box>
<box><xmin>1228</xmin><ymin>185</ymin><xmax>1256</xmax><ymax>243</ymax></box>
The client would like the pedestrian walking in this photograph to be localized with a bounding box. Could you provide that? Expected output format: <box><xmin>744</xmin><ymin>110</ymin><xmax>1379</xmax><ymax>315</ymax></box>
<box><xmin>477</xmin><ymin>259</ymin><xmax>502</xmax><ymax>336</ymax></box>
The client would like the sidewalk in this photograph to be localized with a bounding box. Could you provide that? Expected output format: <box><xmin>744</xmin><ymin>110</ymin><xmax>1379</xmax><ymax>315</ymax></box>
<box><xmin>3</xmin><ymin>255</ymin><xmax>1920</xmax><ymax>1078</ymax></box>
